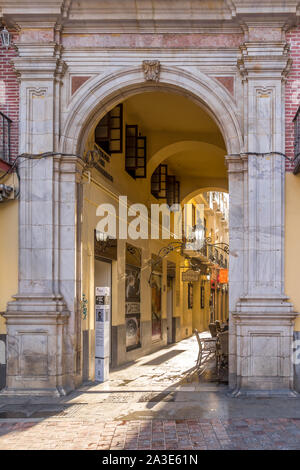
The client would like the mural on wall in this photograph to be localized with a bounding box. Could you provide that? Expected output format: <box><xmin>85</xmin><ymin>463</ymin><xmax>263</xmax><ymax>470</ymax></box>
<box><xmin>125</xmin><ymin>244</ymin><xmax>141</xmax><ymax>351</ymax></box>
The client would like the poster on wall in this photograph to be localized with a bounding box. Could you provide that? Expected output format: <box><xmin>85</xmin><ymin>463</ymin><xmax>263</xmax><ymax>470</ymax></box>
<box><xmin>125</xmin><ymin>262</ymin><xmax>141</xmax><ymax>351</ymax></box>
<box><xmin>95</xmin><ymin>286</ymin><xmax>110</xmax><ymax>382</ymax></box>
<box><xmin>125</xmin><ymin>314</ymin><xmax>141</xmax><ymax>350</ymax></box>
<box><xmin>151</xmin><ymin>272</ymin><xmax>162</xmax><ymax>342</ymax></box>
<box><xmin>95</xmin><ymin>357</ymin><xmax>109</xmax><ymax>383</ymax></box>
<box><xmin>188</xmin><ymin>283</ymin><xmax>193</xmax><ymax>309</ymax></box>
<box><xmin>201</xmin><ymin>286</ymin><xmax>205</xmax><ymax>309</ymax></box>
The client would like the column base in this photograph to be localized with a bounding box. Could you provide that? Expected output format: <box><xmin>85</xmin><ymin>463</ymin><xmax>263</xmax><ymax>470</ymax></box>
<box><xmin>231</xmin><ymin>388</ymin><xmax>298</xmax><ymax>398</ymax></box>
<box><xmin>231</xmin><ymin>296</ymin><xmax>299</xmax><ymax>396</ymax></box>
<box><xmin>3</xmin><ymin>294</ymin><xmax>75</xmax><ymax>397</ymax></box>
<box><xmin>0</xmin><ymin>386</ymin><xmax>69</xmax><ymax>398</ymax></box>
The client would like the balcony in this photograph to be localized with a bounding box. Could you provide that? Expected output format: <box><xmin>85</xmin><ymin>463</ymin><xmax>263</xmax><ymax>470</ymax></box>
<box><xmin>0</xmin><ymin>112</ymin><xmax>12</xmax><ymax>164</ymax></box>
<box><xmin>184</xmin><ymin>233</ymin><xmax>228</xmax><ymax>269</ymax></box>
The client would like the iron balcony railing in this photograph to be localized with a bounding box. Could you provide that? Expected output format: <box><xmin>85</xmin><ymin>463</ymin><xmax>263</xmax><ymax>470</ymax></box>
<box><xmin>0</xmin><ymin>111</ymin><xmax>12</xmax><ymax>163</ymax></box>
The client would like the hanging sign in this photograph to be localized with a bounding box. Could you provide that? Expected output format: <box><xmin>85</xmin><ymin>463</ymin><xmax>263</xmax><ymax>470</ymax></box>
<box><xmin>182</xmin><ymin>270</ymin><xmax>200</xmax><ymax>282</ymax></box>
<box><xmin>218</xmin><ymin>269</ymin><xmax>228</xmax><ymax>284</ymax></box>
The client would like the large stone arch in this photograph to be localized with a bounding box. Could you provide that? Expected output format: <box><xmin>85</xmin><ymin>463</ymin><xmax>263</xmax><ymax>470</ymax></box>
<box><xmin>60</xmin><ymin>65</ymin><xmax>243</xmax><ymax>157</ymax></box>
<box><xmin>6</xmin><ymin>56</ymin><xmax>297</xmax><ymax>398</ymax></box>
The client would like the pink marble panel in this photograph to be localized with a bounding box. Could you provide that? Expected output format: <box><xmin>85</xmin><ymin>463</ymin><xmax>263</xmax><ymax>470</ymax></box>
<box><xmin>62</xmin><ymin>33</ymin><xmax>243</xmax><ymax>49</ymax></box>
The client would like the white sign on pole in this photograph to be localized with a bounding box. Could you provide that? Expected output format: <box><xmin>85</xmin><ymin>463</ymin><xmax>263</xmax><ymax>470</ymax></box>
<box><xmin>95</xmin><ymin>286</ymin><xmax>110</xmax><ymax>382</ymax></box>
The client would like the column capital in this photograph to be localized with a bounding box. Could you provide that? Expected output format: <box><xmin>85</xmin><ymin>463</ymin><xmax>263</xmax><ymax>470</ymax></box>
<box><xmin>12</xmin><ymin>42</ymin><xmax>67</xmax><ymax>82</ymax></box>
<box><xmin>225</xmin><ymin>153</ymin><xmax>248</xmax><ymax>173</ymax></box>
<box><xmin>238</xmin><ymin>41</ymin><xmax>292</xmax><ymax>81</ymax></box>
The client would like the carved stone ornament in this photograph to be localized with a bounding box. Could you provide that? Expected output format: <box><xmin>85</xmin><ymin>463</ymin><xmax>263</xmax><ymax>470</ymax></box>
<box><xmin>142</xmin><ymin>60</ymin><xmax>160</xmax><ymax>82</ymax></box>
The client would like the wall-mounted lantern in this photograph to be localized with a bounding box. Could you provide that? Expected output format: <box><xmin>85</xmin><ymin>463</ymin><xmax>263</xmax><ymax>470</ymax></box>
<box><xmin>0</xmin><ymin>23</ymin><xmax>10</xmax><ymax>49</ymax></box>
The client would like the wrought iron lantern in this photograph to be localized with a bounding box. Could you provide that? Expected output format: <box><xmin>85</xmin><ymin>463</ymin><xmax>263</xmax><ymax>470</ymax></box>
<box><xmin>0</xmin><ymin>25</ymin><xmax>10</xmax><ymax>49</ymax></box>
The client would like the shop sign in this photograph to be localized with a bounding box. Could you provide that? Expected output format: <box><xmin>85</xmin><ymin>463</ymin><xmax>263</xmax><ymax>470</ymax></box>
<box><xmin>182</xmin><ymin>270</ymin><xmax>200</xmax><ymax>282</ymax></box>
<box><xmin>218</xmin><ymin>269</ymin><xmax>228</xmax><ymax>284</ymax></box>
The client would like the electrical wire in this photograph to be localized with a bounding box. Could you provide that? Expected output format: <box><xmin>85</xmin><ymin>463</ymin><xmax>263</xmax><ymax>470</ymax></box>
<box><xmin>227</xmin><ymin>151</ymin><xmax>295</xmax><ymax>162</ymax></box>
<box><xmin>1</xmin><ymin>149</ymin><xmax>298</xmax><ymax>203</ymax></box>
<box><xmin>0</xmin><ymin>152</ymin><xmax>79</xmax><ymax>202</ymax></box>
<box><xmin>0</xmin><ymin>151</ymin><xmax>79</xmax><ymax>181</ymax></box>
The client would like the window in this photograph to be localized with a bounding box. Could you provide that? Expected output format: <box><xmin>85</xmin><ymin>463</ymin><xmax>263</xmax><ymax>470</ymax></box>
<box><xmin>125</xmin><ymin>125</ymin><xmax>147</xmax><ymax>179</ymax></box>
<box><xmin>0</xmin><ymin>111</ymin><xmax>12</xmax><ymax>163</ymax></box>
<box><xmin>167</xmin><ymin>175</ymin><xmax>180</xmax><ymax>207</ymax></box>
<box><xmin>151</xmin><ymin>164</ymin><xmax>168</xmax><ymax>198</ymax></box>
<box><xmin>95</xmin><ymin>104</ymin><xmax>123</xmax><ymax>154</ymax></box>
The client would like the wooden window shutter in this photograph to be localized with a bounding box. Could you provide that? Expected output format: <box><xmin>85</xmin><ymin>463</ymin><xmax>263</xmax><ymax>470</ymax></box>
<box><xmin>125</xmin><ymin>125</ymin><xmax>147</xmax><ymax>179</ymax></box>
<box><xmin>151</xmin><ymin>164</ymin><xmax>168</xmax><ymax>199</ymax></box>
<box><xmin>95</xmin><ymin>104</ymin><xmax>123</xmax><ymax>154</ymax></box>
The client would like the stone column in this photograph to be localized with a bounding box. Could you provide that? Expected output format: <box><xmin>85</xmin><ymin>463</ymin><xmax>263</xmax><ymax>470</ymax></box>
<box><xmin>229</xmin><ymin>38</ymin><xmax>298</xmax><ymax>395</ymax></box>
<box><xmin>2</xmin><ymin>42</ymin><xmax>84</xmax><ymax>396</ymax></box>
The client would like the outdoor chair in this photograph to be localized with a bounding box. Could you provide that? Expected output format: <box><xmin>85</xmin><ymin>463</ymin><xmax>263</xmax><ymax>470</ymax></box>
<box><xmin>216</xmin><ymin>330</ymin><xmax>229</xmax><ymax>379</ymax></box>
<box><xmin>208</xmin><ymin>322</ymin><xmax>218</xmax><ymax>337</ymax></box>
<box><xmin>194</xmin><ymin>329</ymin><xmax>216</xmax><ymax>373</ymax></box>
<box><xmin>215</xmin><ymin>320</ymin><xmax>222</xmax><ymax>333</ymax></box>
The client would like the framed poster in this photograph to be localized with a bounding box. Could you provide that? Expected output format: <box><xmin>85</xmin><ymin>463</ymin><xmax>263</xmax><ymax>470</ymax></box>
<box><xmin>125</xmin><ymin>264</ymin><xmax>140</xmax><ymax>303</ymax></box>
<box><xmin>125</xmin><ymin>313</ymin><xmax>141</xmax><ymax>351</ymax></box>
<box><xmin>201</xmin><ymin>286</ymin><xmax>205</xmax><ymax>309</ymax></box>
<box><xmin>188</xmin><ymin>282</ymin><xmax>193</xmax><ymax>309</ymax></box>
<box><xmin>125</xmin><ymin>263</ymin><xmax>141</xmax><ymax>351</ymax></box>
<box><xmin>151</xmin><ymin>272</ymin><xmax>162</xmax><ymax>341</ymax></box>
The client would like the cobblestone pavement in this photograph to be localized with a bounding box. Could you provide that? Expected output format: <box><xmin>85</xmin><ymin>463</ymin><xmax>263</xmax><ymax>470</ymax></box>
<box><xmin>1</xmin><ymin>417</ymin><xmax>300</xmax><ymax>450</ymax></box>
<box><xmin>1</xmin><ymin>336</ymin><xmax>300</xmax><ymax>450</ymax></box>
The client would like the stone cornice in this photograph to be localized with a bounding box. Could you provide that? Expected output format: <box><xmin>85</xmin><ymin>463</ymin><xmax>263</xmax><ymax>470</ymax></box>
<box><xmin>12</xmin><ymin>42</ymin><xmax>67</xmax><ymax>81</ymax></box>
<box><xmin>2</xmin><ymin>1</ymin><xmax>300</xmax><ymax>34</ymax></box>
<box><xmin>238</xmin><ymin>41</ymin><xmax>292</xmax><ymax>81</ymax></box>
<box><xmin>225</xmin><ymin>153</ymin><xmax>248</xmax><ymax>172</ymax></box>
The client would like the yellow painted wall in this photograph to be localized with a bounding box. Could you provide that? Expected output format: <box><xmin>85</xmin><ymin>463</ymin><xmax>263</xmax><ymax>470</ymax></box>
<box><xmin>285</xmin><ymin>172</ymin><xmax>300</xmax><ymax>330</ymax></box>
<box><xmin>0</xmin><ymin>174</ymin><xmax>18</xmax><ymax>334</ymax></box>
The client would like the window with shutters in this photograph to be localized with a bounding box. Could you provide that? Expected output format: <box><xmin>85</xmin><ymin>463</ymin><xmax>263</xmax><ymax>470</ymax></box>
<box><xmin>95</xmin><ymin>104</ymin><xmax>123</xmax><ymax>154</ymax></box>
<box><xmin>151</xmin><ymin>164</ymin><xmax>168</xmax><ymax>199</ymax></box>
<box><xmin>166</xmin><ymin>175</ymin><xmax>180</xmax><ymax>207</ymax></box>
<box><xmin>125</xmin><ymin>125</ymin><xmax>147</xmax><ymax>179</ymax></box>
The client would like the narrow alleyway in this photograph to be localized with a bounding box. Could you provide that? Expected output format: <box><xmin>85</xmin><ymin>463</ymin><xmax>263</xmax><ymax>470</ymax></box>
<box><xmin>1</xmin><ymin>335</ymin><xmax>300</xmax><ymax>450</ymax></box>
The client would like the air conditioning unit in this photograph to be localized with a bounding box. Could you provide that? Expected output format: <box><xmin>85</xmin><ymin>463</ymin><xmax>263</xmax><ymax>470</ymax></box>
<box><xmin>0</xmin><ymin>184</ymin><xmax>15</xmax><ymax>202</ymax></box>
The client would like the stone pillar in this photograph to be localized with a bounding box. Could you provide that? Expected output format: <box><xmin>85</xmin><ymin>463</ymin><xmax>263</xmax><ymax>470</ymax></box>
<box><xmin>229</xmin><ymin>38</ymin><xmax>298</xmax><ymax>395</ymax></box>
<box><xmin>2</xmin><ymin>42</ymin><xmax>84</xmax><ymax>396</ymax></box>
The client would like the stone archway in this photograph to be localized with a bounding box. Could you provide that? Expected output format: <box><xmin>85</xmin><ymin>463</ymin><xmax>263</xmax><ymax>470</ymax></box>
<box><xmin>4</xmin><ymin>60</ymin><xmax>298</xmax><ymax>397</ymax></box>
<box><xmin>60</xmin><ymin>66</ymin><xmax>244</xmax><ymax>392</ymax></box>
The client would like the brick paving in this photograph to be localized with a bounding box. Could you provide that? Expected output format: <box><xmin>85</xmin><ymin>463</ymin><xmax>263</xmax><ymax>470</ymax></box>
<box><xmin>1</xmin><ymin>418</ymin><xmax>300</xmax><ymax>450</ymax></box>
<box><xmin>1</xmin><ymin>337</ymin><xmax>300</xmax><ymax>450</ymax></box>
